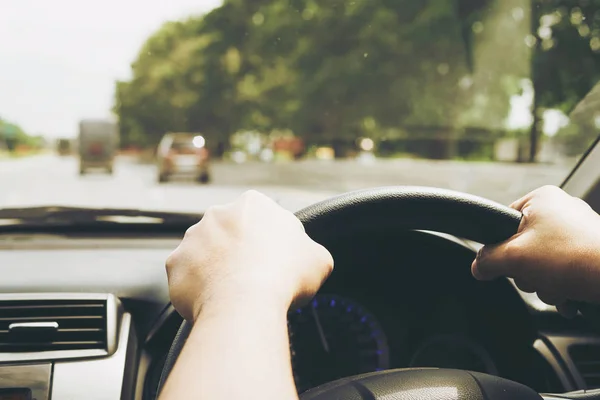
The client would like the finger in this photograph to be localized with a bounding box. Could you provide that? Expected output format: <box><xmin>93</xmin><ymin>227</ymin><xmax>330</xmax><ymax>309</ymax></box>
<box><xmin>239</xmin><ymin>189</ymin><xmax>277</xmax><ymax>207</ymax></box>
<box><xmin>511</xmin><ymin>185</ymin><xmax>564</xmax><ymax>211</ymax></box>
<box><xmin>513</xmin><ymin>278</ymin><xmax>536</xmax><ymax>293</ymax></box>
<box><xmin>510</xmin><ymin>192</ymin><xmax>535</xmax><ymax>211</ymax></box>
<box><xmin>556</xmin><ymin>301</ymin><xmax>579</xmax><ymax>319</ymax></box>
<box><xmin>315</xmin><ymin>242</ymin><xmax>334</xmax><ymax>275</ymax></box>
<box><xmin>471</xmin><ymin>243</ymin><xmax>515</xmax><ymax>281</ymax></box>
<box><xmin>284</xmin><ymin>209</ymin><xmax>306</xmax><ymax>232</ymax></box>
<box><xmin>203</xmin><ymin>204</ymin><xmax>229</xmax><ymax>219</ymax></box>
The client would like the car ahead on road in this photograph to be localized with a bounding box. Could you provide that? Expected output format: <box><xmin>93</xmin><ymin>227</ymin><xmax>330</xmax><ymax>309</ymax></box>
<box><xmin>78</xmin><ymin>119</ymin><xmax>119</xmax><ymax>175</ymax></box>
<box><xmin>56</xmin><ymin>138</ymin><xmax>72</xmax><ymax>156</ymax></box>
<box><xmin>156</xmin><ymin>133</ymin><xmax>210</xmax><ymax>183</ymax></box>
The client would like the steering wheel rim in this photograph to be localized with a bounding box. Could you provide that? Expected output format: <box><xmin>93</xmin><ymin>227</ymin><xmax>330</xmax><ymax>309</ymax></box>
<box><xmin>156</xmin><ymin>186</ymin><xmax>528</xmax><ymax>400</ymax></box>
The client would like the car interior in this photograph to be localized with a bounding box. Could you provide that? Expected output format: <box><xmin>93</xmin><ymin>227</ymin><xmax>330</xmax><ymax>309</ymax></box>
<box><xmin>5</xmin><ymin>0</ymin><xmax>600</xmax><ymax>399</ymax></box>
<box><xmin>1</xmin><ymin>143</ymin><xmax>600</xmax><ymax>400</ymax></box>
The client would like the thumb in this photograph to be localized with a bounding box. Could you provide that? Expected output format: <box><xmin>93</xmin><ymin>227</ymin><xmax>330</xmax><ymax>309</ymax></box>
<box><xmin>471</xmin><ymin>240</ymin><xmax>519</xmax><ymax>281</ymax></box>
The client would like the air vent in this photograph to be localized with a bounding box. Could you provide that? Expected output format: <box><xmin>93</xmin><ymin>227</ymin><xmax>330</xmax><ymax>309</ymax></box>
<box><xmin>570</xmin><ymin>344</ymin><xmax>600</xmax><ymax>389</ymax></box>
<box><xmin>0</xmin><ymin>299</ymin><xmax>107</xmax><ymax>352</ymax></box>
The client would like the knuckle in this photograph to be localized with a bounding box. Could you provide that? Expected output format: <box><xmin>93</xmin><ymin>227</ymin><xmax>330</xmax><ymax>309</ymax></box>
<box><xmin>241</xmin><ymin>189</ymin><xmax>262</xmax><ymax>201</ymax></box>
<box><xmin>520</xmin><ymin>203</ymin><xmax>533</xmax><ymax>219</ymax></box>
<box><xmin>184</xmin><ymin>223</ymin><xmax>198</xmax><ymax>237</ymax></box>
<box><xmin>325</xmin><ymin>253</ymin><xmax>334</xmax><ymax>271</ymax></box>
<box><xmin>537</xmin><ymin>185</ymin><xmax>563</xmax><ymax>198</ymax></box>
<box><xmin>284</xmin><ymin>210</ymin><xmax>304</xmax><ymax>228</ymax></box>
<box><xmin>475</xmin><ymin>246</ymin><xmax>491</xmax><ymax>267</ymax></box>
<box><xmin>475</xmin><ymin>246</ymin><xmax>486</xmax><ymax>261</ymax></box>
<box><xmin>165</xmin><ymin>250</ymin><xmax>179</xmax><ymax>272</ymax></box>
<box><xmin>502</xmin><ymin>240</ymin><xmax>523</xmax><ymax>264</ymax></box>
<box><xmin>539</xmin><ymin>185</ymin><xmax>560</xmax><ymax>192</ymax></box>
<box><xmin>203</xmin><ymin>205</ymin><xmax>219</xmax><ymax>217</ymax></box>
<box><xmin>315</xmin><ymin>242</ymin><xmax>334</xmax><ymax>269</ymax></box>
<box><xmin>203</xmin><ymin>204</ymin><xmax>228</xmax><ymax>220</ymax></box>
<box><xmin>574</xmin><ymin>197</ymin><xmax>592</xmax><ymax>209</ymax></box>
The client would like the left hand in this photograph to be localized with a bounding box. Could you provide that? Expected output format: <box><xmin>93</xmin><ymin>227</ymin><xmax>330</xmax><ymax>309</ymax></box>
<box><xmin>165</xmin><ymin>190</ymin><xmax>334</xmax><ymax>322</ymax></box>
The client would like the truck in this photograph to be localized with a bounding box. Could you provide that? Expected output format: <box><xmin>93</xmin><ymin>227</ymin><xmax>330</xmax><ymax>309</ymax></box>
<box><xmin>78</xmin><ymin>119</ymin><xmax>119</xmax><ymax>175</ymax></box>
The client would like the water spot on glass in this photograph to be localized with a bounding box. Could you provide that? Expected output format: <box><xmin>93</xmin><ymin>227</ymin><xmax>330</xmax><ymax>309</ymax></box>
<box><xmin>512</xmin><ymin>7</ymin><xmax>524</xmax><ymax>22</ymax></box>
<box><xmin>579</xmin><ymin>24</ymin><xmax>591</xmax><ymax>37</ymax></box>
<box><xmin>459</xmin><ymin>75</ymin><xmax>473</xmax><ymax>90</ymax></box>
<box><xmin>437</xmin><ymin>63</ymin><xmax>450</xmax><ymax>76</ymax></box>
<box><xmin>472</xmin><ymin>21</ymin><xmax>484</xmax><ymax>34</ymax></box>
<box><xmin>542</xmin><ymin>38</ymin><xmax>555</xmax><ymax>51</ymax></box>
<box><xmin>524</xmin><ymin>34</ymin><xmax>537</xmax><ymax>48</ymax></box>
<box><xmin>571</xmin><ymin>7</ymin><xmax>584</xmax><ymax>26</ymax></box>
<box><xmin>538</xmin><ymin>26</ymin><xmax>552</xmax><ymax>40</ymax></box>
<box><xmin>252</xmin><ymin>12</ymin><xmax>265</xmax><ymax>26</ymax></box>
<box><xmin>590</xmin><ymin>37</ymin><xmax>600</xmax><ymax>52</ymax></box>
<box><xmin>302</xmin><ymin>8</ymin><xmax>314</xmax><ymax>20</ymax></box>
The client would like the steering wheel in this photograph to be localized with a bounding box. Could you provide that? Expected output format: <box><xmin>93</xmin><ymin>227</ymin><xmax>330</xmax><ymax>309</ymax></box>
<box><xmin>155</xmin><ymin>186</ymin><xmax>576</xmax><ymax>400</ymax></box>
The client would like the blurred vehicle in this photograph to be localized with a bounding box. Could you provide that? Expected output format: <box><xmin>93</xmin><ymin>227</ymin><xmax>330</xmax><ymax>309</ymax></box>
<box><xmin>272</xmin><ymin>137</ymin><xmax>305</xmax><ymax>159</ymax></box>
<box><xmin>156</xmin><ymin>132</ymin><xmax>210</xmax><ymax>183</ymax></box>
<box><xmin>56</xmin><ymin>138</ymin><xmax>72</xmax><ymax>156</ymax></box>
<box><xmin>78</xmin><ymin>119</ymin><xmax>119</xmax><ymax>175</ymax></box>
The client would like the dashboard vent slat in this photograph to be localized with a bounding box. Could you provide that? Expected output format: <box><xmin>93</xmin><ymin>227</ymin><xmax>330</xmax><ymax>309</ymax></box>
<box><xmin>0</xmin><ymin>299</ymin><xmax>107</xmax><ymax>352</ymax></box>
<box><xmin>570</xmin><ymin>344</ymin><xmax>600</xmax><ymax>389</ymax></box>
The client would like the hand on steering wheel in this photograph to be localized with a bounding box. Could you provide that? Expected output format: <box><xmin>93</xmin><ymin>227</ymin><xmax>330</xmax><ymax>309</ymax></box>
<box><xmin>472</xmin><ymin>185</ymin><xmax>600</xmax><ymax>317</ymax></box>
<box><xmin>159</xmin><ymin>186</ymin><xmax>600</xmax><ymax>400</ymax></box>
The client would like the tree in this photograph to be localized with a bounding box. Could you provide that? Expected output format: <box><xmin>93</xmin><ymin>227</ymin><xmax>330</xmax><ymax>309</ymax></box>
<box><xmin>0</xmin><ymin>119</ymin><xmax>40</xmax><ymax>152</ymax></box>
<box><xmin>114</xmin><ymin>0</ymin><xmax>536</xmax><ymax>156</ymax></box>
<box><xmin>532</xmin><ymin>0</ymin><xmax>600</xmax><ymax>159</ymax></box>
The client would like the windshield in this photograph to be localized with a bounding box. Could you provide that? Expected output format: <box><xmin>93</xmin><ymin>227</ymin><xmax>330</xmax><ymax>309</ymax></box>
<box><xmin>2</xmin><ymin>0</ymin><xmax>600</xmax><ymax>214</ymax></box>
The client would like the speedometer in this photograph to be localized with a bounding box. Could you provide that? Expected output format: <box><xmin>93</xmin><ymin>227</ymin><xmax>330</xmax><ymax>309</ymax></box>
<box><xmin>288</xmin><ymin>294</ymin><xmax>389</xmax><ymax>392</ymax></box>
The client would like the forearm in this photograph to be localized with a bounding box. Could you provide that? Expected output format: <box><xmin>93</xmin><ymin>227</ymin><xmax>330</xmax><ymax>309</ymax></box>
<box><xmin>159</xmin><ymin>294</ymin><xmax>298</xmax><ymax>400</ymax></box>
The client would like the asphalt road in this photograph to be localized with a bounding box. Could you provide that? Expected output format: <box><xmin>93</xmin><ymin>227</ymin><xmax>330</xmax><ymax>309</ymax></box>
<box><xmin>0</xmin><ymin>154</ymin><xmax>572</xmax><ymax>213</ymax></box>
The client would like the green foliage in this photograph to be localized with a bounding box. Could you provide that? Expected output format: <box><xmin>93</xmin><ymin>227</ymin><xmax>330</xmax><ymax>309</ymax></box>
<box><xmin>114</xmin><ymin>0</ymin><xmax>600</xmax><ymax>152</ymax></box>
<box><xmin>533</xmin><ymin>0</ymin><xmax>600</xmax><ymax>113</ymax></box>
<box><xmin>532</xmin><ymin>1</ymin><xmax>600</xmax><ymax>155</ymax></box>
<box><xmin>0</xmin><ymin>119</ymin><xmax>41</xmax><ymax>151</ymax></box>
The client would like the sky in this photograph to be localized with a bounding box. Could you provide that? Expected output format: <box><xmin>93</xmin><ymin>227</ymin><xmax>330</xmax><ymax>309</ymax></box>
<box><xmin>0</xmin><ymin>0</ymin><xmax>222</xmax><ymax>138</ymax></box>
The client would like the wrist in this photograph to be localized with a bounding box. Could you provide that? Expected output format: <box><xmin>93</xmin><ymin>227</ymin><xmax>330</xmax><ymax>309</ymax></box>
<box><xmin>193</xmin><ymin>286</ymin><xmax>291</xmax><ymax>323</ymax></box>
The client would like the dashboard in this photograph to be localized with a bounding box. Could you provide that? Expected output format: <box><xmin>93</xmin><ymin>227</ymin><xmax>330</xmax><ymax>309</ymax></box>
<box><xmin>0</xmin><ymin>229</ymin><xmax>598</xmax><ymax>399</ymax></box>
<box><xmin>141</xmin><ymin>229</ymin><xmax>595</xmax><ymax>398</ymax></box>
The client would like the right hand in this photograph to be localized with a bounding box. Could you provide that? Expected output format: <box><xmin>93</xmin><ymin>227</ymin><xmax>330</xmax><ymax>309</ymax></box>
<box><xmin>472</xmin><ymin>185</ymin><xmax>600</xmax><ymax>315</ymax></box>
<box><xmin>166</xmin><ymin>190</ymin><xmax>334</xmax><ymax>322</ymax></box>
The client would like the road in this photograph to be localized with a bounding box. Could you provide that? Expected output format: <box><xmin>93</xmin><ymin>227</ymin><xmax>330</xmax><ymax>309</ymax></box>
<box><xmin>0</xmin><ymin>154</ymin><xmax>572</xmax><ymax>213</ymax></box>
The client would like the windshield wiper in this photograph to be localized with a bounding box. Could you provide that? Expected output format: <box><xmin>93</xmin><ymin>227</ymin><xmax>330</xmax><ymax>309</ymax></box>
<box><xmin>0</xmin><ymin>206</ymin><xmax>202</xmax><ymax>227</ymax></box>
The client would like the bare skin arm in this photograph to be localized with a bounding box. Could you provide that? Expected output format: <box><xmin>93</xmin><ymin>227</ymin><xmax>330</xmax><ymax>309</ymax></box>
<box><xmin>159</xmin><ymin>190</ymin><xmax>333</xmax><ymax>400</ymax></box>
<box><xmin>472</xmin><ymin>185</ymin><xmax>600</xmax><ymax>316</ymax></box>
<box><xmin>159</xmin><ymin>294</ymin><xmax>297</xmax><ymax>400</ymax></box>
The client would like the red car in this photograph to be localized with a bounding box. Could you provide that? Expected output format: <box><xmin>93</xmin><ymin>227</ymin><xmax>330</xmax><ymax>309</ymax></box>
<box><xmin>156</xmin><ymin>133</ymin><xmax>211</xmax><ymax>183</ymax></box>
